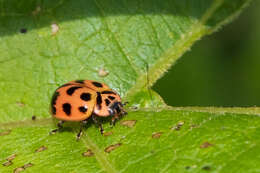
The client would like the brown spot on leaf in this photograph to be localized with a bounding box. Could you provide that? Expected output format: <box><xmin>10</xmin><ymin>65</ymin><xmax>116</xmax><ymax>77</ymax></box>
<box><xmin>23</xmin><ymin>163</ymin><xmax>33</xmax><ymax>169</ymax></box>
<box><xmin>6</xmin><ymin>154</ymin><xmax>16</xmax><ymax>161</ymax></box>
<box><xmin>16</xmin><ymin>102</ymin><xmax>25</xmax><ymax>107</ymax></box>
<box><xmin>103</xmin><ymin>131</ymin><xmax>113</xmax><ymax>136</ymax></box>
<box><xmin>14</xmin><ymin>167</ymin><xmax>25</xmax><ymax>173</ymax></box>
<box><xmin>82</xmin><ymin>149</ymin><xmax>94</xmax><ymax>157</ymax></box>
<box><xmin>152</xmin><ymin>132</ymin><xmax>163</xmax><ymax>139</ymax></box>
<box><xmin>0</xmin><ymin>130</ymin><xmax>11</xmax><ymax>136</ymax></box>
<box><xmin>98</xmin><ymin>68</ymin><xmax>109</xmax><ymax>77</ymax></box>
<box><xmin>2</xmin><ymin>161</ymin><xmax>13</xmax><ymax>166</ymax></box>
<box><xmin>190</xmin><ymin>124</ymin><xmax>198</xmax><ymax>129</ymax></box>
<box><xmin>120</xmin><ymin>120</ymin><xmax>137</xmax><ymax>128</ymax></box>
<box><xmin>200</xmin><ymin>142</ymin><xmax>213</xmax><ymax>148</ymax></box>
<box><xmin>32</xmin><ymin>6</ymin><xmax>41</xmax><ymax>15</ymax></box>
<box><xmin>13</xmin><ymin>163</ymin><xmax>34</xmax><ymax>173</ymax></box>
<box><xmin>171</xmin><ymin>121</ymin><xmax>185</xmax><ymax>131</ymax></box>
<box><xmin>51</xmin><ymin>23</ymin><xmax>59</xmax><ymax>35</ymax></box>
<box><xmin>35</xmin><ymin>146</ymin><xmax>47</xmax><ymax>153</ymax></box>
<box><xmin>104</xmin><ymin>143</ymin><xmax>122</xmax><ymax>153</ymax></box>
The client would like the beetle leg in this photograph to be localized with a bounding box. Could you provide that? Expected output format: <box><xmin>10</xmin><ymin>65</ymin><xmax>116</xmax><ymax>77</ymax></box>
<box><xmin>92</xmin><ymin>115</ymin><xmax>104</xmax><ymax>135</ymax></box>
<box><xmin>76</xmin><ymin>120</ymin><xmax>88</xmax><ymax>140</ymax></box>
<box><xmin>50</xmin><ymin>120</ymin><xmax>64</xmax><ymax>135</ymax></box>
<box><xmin>110</xmin><ymin>116</ymin><xmax>116</xmax><ymax>126</ymax></box>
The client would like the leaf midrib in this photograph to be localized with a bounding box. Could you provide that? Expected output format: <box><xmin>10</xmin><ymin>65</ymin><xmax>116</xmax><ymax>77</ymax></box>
<box><xmin>81</xmin><ymin>134</ymin><xmax>118</xmax><ymax>173</ymax></box>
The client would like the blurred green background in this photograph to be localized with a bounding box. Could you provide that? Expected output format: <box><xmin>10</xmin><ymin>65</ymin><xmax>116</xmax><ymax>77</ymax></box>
<box><xmin>154</xmin><ymin>0</ymin><xmax>260</xmax><ymax>107</ymax></box>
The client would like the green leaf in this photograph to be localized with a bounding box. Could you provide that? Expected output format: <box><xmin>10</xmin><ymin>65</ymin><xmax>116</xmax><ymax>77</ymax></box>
<box><xmin>1</xmin><ymin>108</ymin><xmax>260</xmax><ymax>172</ymax></box>
<box><xmin>0</xmin><ymin>0</ymin><xmax>258</xmax><ymax>172</ymax></box>
<box><xmin>0</xmin><ymin>0</ymin><xmax>251</xmax><ymax>122</ymax></box>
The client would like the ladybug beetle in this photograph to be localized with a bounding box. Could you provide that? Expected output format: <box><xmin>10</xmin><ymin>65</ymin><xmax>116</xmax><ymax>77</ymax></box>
<box><xmin>50</xmin><ymin>80</ymin><xmax>127</xmax><ymax>140</ymax></box>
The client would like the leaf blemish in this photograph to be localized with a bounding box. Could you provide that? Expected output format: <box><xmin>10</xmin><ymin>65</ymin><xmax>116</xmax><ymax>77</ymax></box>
<box><xmin>35</xmin><ymin>146</ymin><xmax>47</xmax><ymax>153</ymax></box>
<box><xmin>51</xmin><ymin>23</ymin><xmax>59</xmax><ymax>35</ymax></box>
<box><xmin>32</xmin><ymin>6</ymin><xmax>41</xmax><ymax>16</ymax></box>
<box><xmin>200</xmin><ymin>142</ymin><xmax>213</xmax><ymax>149</ymax></box>
<box><xmin>104</xmin><ymin>143</ymin><xmax>122</xmax><ymax>153</ymax></box>
<box><xmin>2</xmin><ymin>161</ymin><xmax>13</xmax><ymax>166</ymax></box>
<box><xmin>152</xmin><ymin>132</ymin><xmax>163</xmax><ymax>139</ymax></box>
<box><xmin>14</xmin><ymin>167</ymin><xmax>24</xmax><ymax>173</ymax></box>
<box><xmin>120</xmin><ymin>120</ymin><xmax>137</xmax><ymax>128</ymax></box>
<box><xmin>129</xmin><ymin>106</ymin><xmax>139</xmax><ymax>110</ymax></box>
<box><xmin>98</xmin><ymin>68</ymin><xmax>109</xmax><ymax>77</ymax></box>
<box><xmin>171</xmin><ymin>121</ymin><xmax>185</xmax><ymax>131</ymax></box>
<box><xmin>16</xmin><ymin>102</ymin><xmax>25</xmax><ymax>107</ymax></box>
<box><xmin>185</xmin><ymin>166</ymin><xmax>190</xmax><ymax>170</ymax></box>
<box><xmin>190</xmin><ymin>124</ymin><xmax>198</xmax><ymax>129</ymax></box>
<box><xmin>0</xmin><ymin>130</ymin><xmax>11</xmax><ymax>136</ymax></box>
<box><xmin>103</xmin><ymin>131</ymin><xmax>113</xmax><ymax>136</ymax></box>
<box><xmin>202</xmin><ymin>165</ymin><xmax>211</xmax><ymax>171</ymax></box>
<box><xmin>23</xmin><ymin>163</ymin><xmax>33</xmax><ymax>169</ymax></box>
<box><xmin>82</xmin><ymin>149</ymin><xmax>94</xmax><ymax>157</ymax></box>
<box><xmin>6</xmin><ymin>154</ymin><xmax>17</xmax><ymax>161</ymax></box>
<box><xmin>14</xmin><ymin>163</ymin><xmax>33</xmax><ymax>173</ymax></box>
<box><xmin>14</xmin><ymin>163</ymin><xmax>34</xmax><ymax>172</ymax></box>
<box><xmin>20</xmin><ymin>28</ymin><xmax>27</xmax><ymax>34</ymax></box>
<box><xmin>32</xmin><ymin>115</ymin><xmax>36</xmax><ymax>121</ymax></box>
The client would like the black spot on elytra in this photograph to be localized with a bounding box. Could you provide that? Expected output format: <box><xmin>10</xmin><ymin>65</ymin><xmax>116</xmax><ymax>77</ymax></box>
<box><xmin>105</xmin><ymin>99</ymin><xmax>111</xmax><ymax>106</ymax></box>
<box><xmin>96</xmin><ymin>92</ymin><xmax>102</xmax><ymax>110</ymax></box>
<box><xmin>101</xmin><ymin>90</ymin><xmax>116</xmax><ymax>95</ymax></box>
<box><xmin>79</xmin><ymin>106</ymin><xmax>88</xmax><ymax>113</ymax></box>
<box><xmin>62</xmin><ymin>103</ymin><xmax>71</xmax><ymax>116</ymax></box>
<box><xmin>67</xmin><ymin>86</ymin><xmax>82</xmax><ymax>95</ymax></box>
<box><xmin>51</xmin><ymin>92</ymin><xmax>60</xmax><ymax>114</ymax></box>
<box><xmin>80</xmin><ymin>93</ymin><xmax>91</xmax><ymax>101</ymax></box>
<box><xmin>92</xmin><ymin>81</ymin><xmax>103</xmax><ymax>88</ymax></box>
<box><xmin>108</xmin><ymin>96</ymin><xmax>115</xmax><ymax>100</ymax></box>
<box><xmin>75</xmin><ymin>80</ymin><xmax>85</xmax><ymax>84</ymax></box>
<box><xmin>96</xmin><ymin>92</ymin><xmax>102</xmax><ymax>104</ymax></box>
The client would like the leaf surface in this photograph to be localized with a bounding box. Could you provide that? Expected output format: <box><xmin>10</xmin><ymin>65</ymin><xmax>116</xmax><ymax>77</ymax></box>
<box><xmin>1</xmin><ymin>108</ymin><xmax>260</xmax><ymax>172</ymax></box>
<box><xmin>0</xmin><ymin>0</ymin><xmax>258</xmax><ymax>172</ymax></box>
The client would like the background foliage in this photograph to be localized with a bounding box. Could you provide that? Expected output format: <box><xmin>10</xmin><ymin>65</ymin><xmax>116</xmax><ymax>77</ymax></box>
<box><xmin>154</xmin><ymin>0</ymin><xmax>260</xmax><ymax>106</ymax></box>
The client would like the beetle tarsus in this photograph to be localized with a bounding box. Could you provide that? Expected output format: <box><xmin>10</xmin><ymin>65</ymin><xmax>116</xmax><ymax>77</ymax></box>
<box><xmin>76</xmin><ymin>120</ymin><xmax>88</xmax><ymax>140</ymax></box>
<box><xmin>50</xmin><ymin>120</ymin><xmax>64</xmax><ymax>135</ymax></box>
<box><xmin>76</xmin><ymin>129</ymin><xmax>83</xmax><ymax>141</ymax></box>
<box><xmin>92</xmin><ymin>115</ymin><xmax>104</xmax><ymax>135</ymax></box>
<box><xmin>100</xmin><ymin>124</ymin><xmax>104</xmax><ymax>135</ymax></box>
